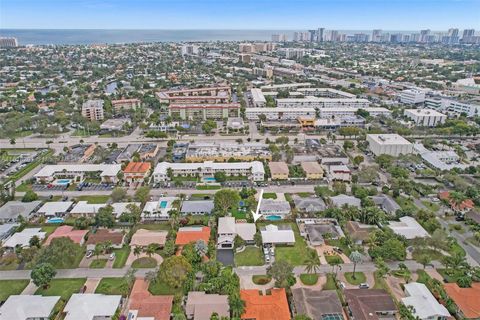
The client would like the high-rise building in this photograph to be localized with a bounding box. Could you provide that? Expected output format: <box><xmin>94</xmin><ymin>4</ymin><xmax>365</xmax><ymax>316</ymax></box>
<box><xmin>448</xmin><ymin>28</ymin><xmax>459</xmax><ymax>37</ymax></box>
<box><xmin>372</xmin><ymin>29</ymin><xmax>382</xmax><ymax>42</ymax></box>
<box><xmin>271</xmin><ymin>34</ymin><xmax>287</xmax><ymax>42</ymax></box>
<box><xmin>317</xmin><ymin>28</ymin><xmax>325</xmax><ymax>42</ymax></box>
<box><xmin>82</xmin><ymin>100</ymin><xmax>105</xmax><ymax>121</ymax></box>
<box><xmin>181</xmin><ymin>44</ymin><xmax>199</xmax><ymax>56</ymax></box>
<box><xmin>462</xmin><ymin>29</ymin><xmax>476</xmax><ymax>43</ymax></box>
<box><xmin>329</xmin><ymin>30</ymin><xmax>339</xmax><ymax>42</ymax></box>
<box><xmin>0</xmin><ymin>37</ymin><xmax>18</xmax><ymax>48</ymax></box>
<box><xmin>308</xmin><ymin>30</ymin><xmax>317</xmax><ymax>42</ymax></box>
<box><xmin>238</xmin><ymin>43</ymin><xmax>255</xmax><ymax>53</ymax></box>
<box><xmin>420</xmin><ymin>29</ymin><xmax>431</xmax><ymax>42</ymax></box>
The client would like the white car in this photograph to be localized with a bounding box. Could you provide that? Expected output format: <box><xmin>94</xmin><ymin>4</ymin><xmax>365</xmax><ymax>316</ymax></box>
<box><xmin>109</xmin><ymin>252</ymin><xmax>116</xmax><ymax>261</ymax></box>
<box><xmin>85</xmin><ymin>250</ymin><xmax>93</xmax><ymax>259</ymax></box>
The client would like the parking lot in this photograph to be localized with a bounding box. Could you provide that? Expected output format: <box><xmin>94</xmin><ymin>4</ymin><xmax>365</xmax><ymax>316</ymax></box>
<box><xmin>32</xmin><ymin>182</ymin><xmax>114</xmax><ymax>192</ymax></box>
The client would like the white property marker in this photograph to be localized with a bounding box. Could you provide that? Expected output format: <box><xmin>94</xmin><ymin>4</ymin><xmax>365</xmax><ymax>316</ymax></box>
<box><xmin>252</xmin><ymin>189</ymin><xmax>264</xmax><ymax>222</ymax></box>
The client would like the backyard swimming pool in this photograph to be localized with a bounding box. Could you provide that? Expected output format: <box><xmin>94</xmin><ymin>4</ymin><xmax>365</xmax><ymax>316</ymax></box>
<box><xmin>54</xmin><ymin>179</ymin><xmax>71</xmax><ymax>185</ymax></box>
<box><xmin>46</xmin><ymin>217</ymin><xmax>64</xmax><ymax>224</ymax></box>
<box><xmin>159</xmin><ymin>201</ymin><xmax>168</xmax><ymax>209</ymax></box>
<box><xmin>265</xmin><ymin>215</ymin><xmax>282</xmax><ymax>221</ymax></box>
<box><xmin>203</xmin><ymin>177</ymin><xmax>216</xmax><ymax>182</ymax></box>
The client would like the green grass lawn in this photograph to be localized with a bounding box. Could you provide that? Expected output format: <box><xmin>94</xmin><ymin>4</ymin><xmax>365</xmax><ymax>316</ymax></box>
<box><xmin>373</xmin><ymin>271</ymin><xmax>388</xmax><ymax>290</ymax></box>
<box><xmin>75</xmin><ymin>195</ymin><xmax>111</xmax><ymax>204</ymax></box>
<box><xmin>326</xmin><ymin>239</ymin><xmax>352</xmax><ymax>256</ymax></box>
<box><xmin>132</xmin><ymin>257</ymin><xmax>157</xmax><ymax>268</ymax></box>
<box><xmin>296</xmin><ymin>192</ymin><xmax>313</xmax><ymax>198</ymax></box>
<box><xmin>421</xmin><ymin>200</ymin><xmax>440</xmax><ymax>212</ymax></box>
<box><xmin>234</xmin><ymin>246</ymin><xmax>264</xmax><ymax>266</ymax></box>
<box><xmin>437</xmin><ymin>268</ymin><xmax>463</xmax><ymax>283</ymax></box>
<box><xmin>3</xmin><ymin>150</ymin><xmax>53</xmax><ymax>184</ymax></box>
<box><xmin>344</xmin><ymin>272</ymin><xmax>366</xmax><ymax>285</ymax></box>
<box><xmin>412</xmin><ymin>248</ymin><xmax>444</xmax><ymax>262</ymax></box>
<box><xmin>35</xmin><ymin>278</ymin><xmax>86</xmax><ymax>301</ymax></box>
<box><xmin>40</xmin><ymin>225</ymin><xmax>58</xmax><ymax>238</ymax></box>
<box><xmin>134</xmin><ymin>223</ymin><xmax>171</xmax><ymax>231</ymax></box>
<box><xmin>95</xmin><ymin>277</ymin><xmax>128</xmax><ymax>296</ymax></box>
<box><xmin>263</xmin><ymin>192</ymin><xmax>277</xmax><ymax>199</ymax></box>
<box><xmin>16</xmin><ymin>182</ymin><xmax>32</xmax><ymax>192</ymax></box>
<box><xmin>232</xmin><ymin>208</ymin><xmax>248</xmax><ymax>219</ymax></box>
<box><xmin>89</xmin><ymin>259</ymin><xmax>108</xmax><ymax>268</ymax></box>
<box><xmin>112</xmin><ymin>246</ymin><xmax>130</xmax><ymax>269</ymax></box>
<box><xmin>252</xmin><ymin>275</ymin><xmax>272</xmax><ymax>285</ymax></box>
<box><xmin>149</xmin><ymin>278</ymin><xmax>183</xmax><ymax>295</ymax></box>
<box><xmin>323</xmin><ymin>273</ymin><xmax>337</xmax><ymax>290</ymax></box>
<box><xmin>0</xmin><ymin>279</ymin><xmax>29</xmax><ymax>302</ymax></box>
<box><xmin>300</xmin><ymin>273</ymin><xmax>319</xmax><ymax>285</ymax></box>
<box><xmin>325</xmin><ymin>255</ymin><xmax>343</xmax><ymax>265</ymax></box>
<box><xmin>269</xmin><ymin>223</ymin><xmax>312</xmax><ymax>266</ymax></box>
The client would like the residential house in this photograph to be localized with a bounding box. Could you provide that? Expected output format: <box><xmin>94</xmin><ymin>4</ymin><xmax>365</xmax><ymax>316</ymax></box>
<box><xmin>369</xmin><ymin>195</ymin><xmax>401</xmax><ymax>215</ymax></box>
<box><xmin>293</xmin><ymin>196</ymin><xmax>326</xmax><ymax>213</ymax></box>
<box><xmin>297</xmin><ymin>218</ymin><xmax>344</xmax><ymax>246</ymax></box>
<box><xmin>402</xmin><ymin>282</ymin><xmax>450</xmax><ymax>320</ymax></box>
<box><xmin>0</xmin><ymin>201</ymin><xmax>42</xmax><ymax>223</ymax></box>
<box><xmin>142</xmin><ymin>197</ymin><xmax>177</xmax><ymax>221</ymax></box>
<box><xmin>130</xmin><ymin>229</ymin><xmax>168</xmax><ymax>248</ymax></box>
<box><xmin>63</xmin><ymin>293</ymin><xmax>121</xmax><ymax>320</ymax></box>
<box><xmin>185</xmin><ymin>291</ymin><xmax>230</xmax><ymax>320</ymax></box>
<box><xmin>292</xmin><ymin>288</ymin><xmax>344</xmax><ymax>320</ymax></box>
<box><xmin>2</xmin><ymin>228</ymin><xmax>46</xmax><ymax>248</ymax></box>
<box><xmin>85</xmin><ymin>229</ymin><xmax>125</xmax><ymax>249</ymax></box>
<box><xmin>181</xmin><ymin>200</ymin><xmax>214</xmax><ymax>215</ymax></box>
<box><xmin>217</xmin><ymin>217</ymin><xmax>236</xmax><ymax>249</ymax></box>
<box><xmin>269</xmin><ymin>162</ymin><xmax>289</xmax><ymax>180</ymax></box>
<box><xmin>388</xmin><ymin>217</ymin><xmax>430</xmax><ymax>240</ymax></box>
<box><xmin>330</xmin><ymin>195</ymin><xmax>361</xmax><ymax>208</ymax></box>
<box><xmin>345</xmin><ymin>289</ymin><xmax>397</xmax><ymax>320</ymax></box>
<box><xmin>123</xmin><ymin>162</ymin><xmax>152</xmax><ymax>185</ymax></box>
<box><xmin>36</xmin><ymin>201</ymin><xmax>74</xmax><ymax>217</ymax></box>
<box><xmin>346</xmin><ymin>221</ymin><xmax>377</xmax><ymax>244</ymax></box>
<box><xmin>128</xmin><ymin>278</ymin><xmax>173</xmax><ymax>320</ymax></box>
<box><xmin>444</xmin><ymin>282</ymin><xmax>480</xmax><ymax>319</ymax></box>
<box><xmin>259</xmin><ymin>199</ymin><xmax>291</xmax><ymax>219</ymax></box>
<box><xmin>0</xmin><ymin>223</ymin><xmax>19</xmax><ymax>242</ymax></box>
<box><xmin>175</xmin><ymin>226</ymin><xmax>211</xmax><ymax>246</ymax></box>
<box><xmin>241</xmin><ymin>288</ymin><xmax>291</xmax><ymax>320</ymax></box>
<box><xmin>45</xmin><ymin>225</ymin><xmax>88</xmax><ymax>246</ymax></box>
<box><xmin>0</xmin><ymin>295</ymin><xmax>60</xmax><ymax>320</ymax></box>
<box><xmin>328</xmin><ymin>165</ymin><xmax>352</xmax><ymax>182</ymax></box>
<box><xmin>260</xmin><ymin>224</ymin><xmax>295</xmax><ymax>246</ymax></box>
<box><xmin>301</xmin><ymin>162</ymin><xmax>324</xmax><ymax>180</ymax></box>
<box><xmin>438</xmin><ymin>191</ymin><xmax>475</xmax><ymax>213</ymax></box>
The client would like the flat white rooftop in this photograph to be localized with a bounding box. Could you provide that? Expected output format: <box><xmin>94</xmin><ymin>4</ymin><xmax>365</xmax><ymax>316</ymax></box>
<box><xmin>367</xmin><ymin>134</ymin><xmax>412</xmax><ymax>145</ymax></box>
<box><xmin>405</xmin><ymin>109</ymin><xmax>446</xmax><ymax>116</ymax></box>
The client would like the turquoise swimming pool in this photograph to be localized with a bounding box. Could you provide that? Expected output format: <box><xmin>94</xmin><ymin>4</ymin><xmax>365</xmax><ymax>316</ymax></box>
<box><xmin>265</xmin><ymin>215</ymin><xmax>282</xmax><ymax>221</ymax></box>
<box><xmin>47</xmin><ymin>217</ymin><xmax>64</xmax><ymax>224</ymax></box>
<box><xmin>159</xmin><ymin>201</ymin><xmax>168</xmax><ymax>208</ymax></box>
<box><xmin>203</xmin><ymin>177</ymin><xmax>216</xmax><ymax>182</ymax></box>
<box><xmin>54</xmin><ymin>179</ymin><xmax>71</xmax><ymax>185</ymax></box>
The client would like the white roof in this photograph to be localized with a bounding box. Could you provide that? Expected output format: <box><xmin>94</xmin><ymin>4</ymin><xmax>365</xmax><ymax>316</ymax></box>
<box><xmin>251</xmin><ymin>88</ymin><xmax>266</xmax><ymax>103</ymax></box>
<box><xmin>246</xmin><ymin>107</ymin><xmax>316</xmax><ymax>113</ymax></box>
<box><xmin>367</xmin><ymin>134</ymin><xmax>412</xmax><ymax>146</ymax></box>
<box><xmin>3</xmin><ymin>228</ymin><xmax>46</xmax><ymax>248</ymax></box>
<box><xmin>34</xmin><ymin>164</ymin><xmax>121</xmax><ymax>178</ymax></box>
<box><xmin>70</xmin><ymin>201</ymin><xmax>140</xmax><ymax>216</ymax></box>
<box><xmin>389</xmin><ymin>216</ymin><xmax>429</xmax><ymax>239</ymax></box>
<box><xmin>0</xmin><ymin>295</ymin><xmax>60</xmax><ymax>320</ymax></box>
<box><xmin>261</xmin><ymin>224</ymin><xmax>295</xmax><ymax>244</ymax></box>
<box><xmin>329</xmin><ymin>165</ymin><xmax>351</xmax><ymax>173</ymax></box>
<box><xmin>405</xmin><ymin>109</ymin><xmax>446</xmax><ymax>117</ymax></box>
<box><xmin>154</xmin><ymin>161</ymin><xmax>265</xmax><ymax>175</ymax></box>
<box><xmin>218</xmin><ymin>217</ymin><xmax>236</xmax><ymax>234</ymax></box>
<box><xmin>235</xmin><ymin>223</ymin><xmax>257</xmax><ymax>241</ymax></box>
<box><xmin>64</xmin><ymin>293</ymin><xmax>121</xmax><ymax>320</ymax></box>
<box><xmin>402</xmin><ymin>282</ymin><xmax>450</xmax><ymax>319</ymax></box>
<box><xmin>330</xmin><ymin>195</ymin><xmax>361</xmax><ymax>208</ymax></box>
<box><xmin>37</xmin><ymin>201</ymin><xmax>74</xmax><ymax>216</ymax></box>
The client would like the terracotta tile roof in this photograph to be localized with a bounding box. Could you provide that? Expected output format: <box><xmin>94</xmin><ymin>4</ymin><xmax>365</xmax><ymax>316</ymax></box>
<box><xmin>175</xmin><ymin>226</ymin><xmax>210</xmax><ymax>246</ymax></box>
<box><xmin>85</xmin><ymin>229</ymin><xmax>124</xmax><ymax>245</ymax></box>
<box><xmin>124</xmin><ymin>162</ymin><xmax>152</xmax><ymax>174</ymax></box>
<box><xmin>240</xmin><ymin>288</ymin><xmax>291</xmax><ymax>320</ymax></box>
<box><xmin>444</xmin><ymin>283</ymin><xmax>480</xmax><ymax>318</ymax></box>
<box><xmin>438</xmin><ymin>191</ymin><xmax>474</xmax><ymax>211</ymax></box>
<box><xmin>45</xmin><ymin>225</ymin><xmax>88</xmax><ymax>245</ymax></box>
<box><xmin>129</xmin><ymin>278</ymin><xmax>173</xmax><ymax>320</ymax></box>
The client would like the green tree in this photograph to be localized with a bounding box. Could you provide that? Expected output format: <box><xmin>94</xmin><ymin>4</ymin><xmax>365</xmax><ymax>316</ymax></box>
<box><xmin>416</xmin><ymin>253</ymin><xmax>432</xmax><ymax>269</ymax></box>
<box><xmin>35</xmin><ymin>237</ymin><xmax>83</xmax><ymax>268</ymax></box>
<box><xmin>229</xmin><ymin>293</ymin><xmax>245</xmax><ymax>318</ymax></box>
<box><xmin>22</xmin><ymin>190</ymin><xmax>38</xmax><ymax>202</ymax></box>
<box><xmin>31</xmin><ymin>262</ymin><xmax>56</xmax><ymax>289</ymax></box>
<box><xmin>304</xmin><ymin>249</ymin><xmax>320</xmax><ymax>274</ymax></box>
<box><xmin>111</xmin><ymin>187</ymin><xmax>127</xmax><ymax>202</ymax></box>
<box><xmin>158</xmin><ymin>255</ymin><xmax>192</xmax><ymax>288</ymax></box>
<box><xmin>214</xmin><ymin>171</ymin><xmax>227</xmax><ymax>183</ymax></box>
<box><xmin>95</xmin><ymin>205</ymin><xmax>115</xmax><ymax>228</ymax></box>
<box><xmin>267</xmin><ymin>260</ymin><xmax>294</xmax><ymax>288</ymax></box>
<box><xmin>29</xmin><ymin>235</ymin><xmax>41</xmax><ymax>248</ymax></box>
<box><xmin>353</xmin><ymin>155</ymin><xmax>364</xmax><ymax>166</ymax></box>
<box><xmin>349</xmin><ymin>251</ymin><xmax>363</xmax><ymax>279</ymax></box>
<box><xmin>135</xmin><ymin>186</ymin><xmax>151</xmax><ymax>204</ymax></box>
<box><xmin>214</xmin><ymin>189</ymin><xmax>240</xmax><ymax>216</ymax></box>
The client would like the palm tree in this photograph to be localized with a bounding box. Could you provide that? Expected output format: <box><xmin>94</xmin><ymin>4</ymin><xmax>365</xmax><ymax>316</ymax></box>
<box><xmin>304</xmin><ymin>250</ymin><xmax>321</xmax><ymax>274</ymax></box>
<box><xmin>195</xmin><ymin>240</ymin><xmax>208</xmax><ymax>256</ymax></box>
<box><xmin>349</xmin><ymin>251</ymin><xmax>363</xmax><ymax>279</ymax></box>
<box><xmin>133</xmin><ymin>246</ymin><xmax>142</xmax><ymax>258</ymax></box>
<box><xmin>145</xmin><ymin>244</ymin><xmax>157</xmax><ymax>258</ymax></box>
<box><xmin>94</xmin><ymin>244</ymin><xmax>103</xmax><ymax>260</ymax></box>
<box><xmin>229</xmin><ymin>294</ymin><xmax>245</xmax><ymax>318</ymax></box>
<box><xmin>449</xmin><ymin>191</ymin><xmax>467</xmax><ymax>211</ymax></box>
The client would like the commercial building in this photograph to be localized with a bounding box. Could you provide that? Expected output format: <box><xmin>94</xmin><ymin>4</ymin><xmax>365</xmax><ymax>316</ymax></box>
<box><xmin>0</xmin><ymin>295</ymin><xmax>60</xmax><ymax>320</ymax></box>
<box><xmin>402</xmin><ymin>282</ymin><xmax>450</xmax><ymax>320</ymax></box>
<box><xmin>366</xmin><ymin>134</ymin><xmax>413</xmax><ymax>157</ymax></box>
<box><xmin>250</xmin><ymin>88</ymin><xmax>266</xmax><ymax>107</ymax></box>
<box><xmin>111</xmin><ymin>98</ymin><xmax>141</xmax><ymax>112</ymax></box>
<box><xmin>404</xmin><ymin>109</ymin><xmax>447</xmax><ymax>127</ymax></box>
<box><xmin>400</xmin><ymin>89</ymin><xmax>426</xmax><ymax>104</ymax></box>
<box><xmin>63</xmin><ymin>294</ymin><xmax>121</xmax><ymax>320</ymax></box>
<box><xmin>169</xmin><ymin>103</ymin><xmax>240</xmax><ymax>120</ymax></box>
<box><xmin>34</xmin><ymin>164</ymin><xmax>122</xmax><ymax>184</ymax></box>
<box><xmin>245</xmin><ymin>107</ymin><xmax>316</xmax><ymax>121</ymax></box>
<box><xmin>414</xmin><ymin>143</ymin><xmax>467</xmax><ymax>171</ymax></box>
<box><xmin>100</xmin><ymin>118</ymin><xmax>131</xmax><ymax>132</ymax></box>
<box><xmin>269</xmin><ymin>161</ymin><xmax>289</xmax><ymax>180</ymax></box>
<box><xmin>81</xmin><ymin>99</ymin><xmax>105</xmax><ymax>121</ymax></box>
<box><xmin>153</xmin><ymin>161</ymin><xmax>265</xmax><ymax>182</ymax></box>
<box><xmin>185</xmin><ymin>142</ymin><xmax>271</xmax><ymax>162</ymax></box>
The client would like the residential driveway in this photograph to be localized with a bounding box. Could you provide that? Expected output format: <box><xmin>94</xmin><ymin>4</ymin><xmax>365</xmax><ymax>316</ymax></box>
<box><xmin>21</xmin><ymin>281</ymin><xmax>38</xmax><ymax>295</ymax></box>
<box><xmin>239</xmin><ymin>274</ymin><xmax>274</xmax><ymax>293</ymax></box>
<box><xmin>84</xmin><ymin>278</ymin><xmax>100</xmax><ymax>293</ymax></box>
<box><xmin>337</xmin><ymin>271</ymin><xmax>375</xmax><ymax>289</ymax></box>
<box><xmin>292</xmin><ymin>275</ymin><xmax>326</xmax><ymax>290</ymax></box>
<box><xmin>316</xmin><ymin>245</ymin><xmax>351</xmax><ymax>264</ymax></box>
<box><xmin>126</xmin><ymin>251</ymin><xmax>163</xmax><ymax>266</ymax></box>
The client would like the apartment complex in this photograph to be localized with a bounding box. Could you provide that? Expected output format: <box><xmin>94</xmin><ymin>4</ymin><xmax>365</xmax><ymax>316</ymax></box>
<box><xmin>366</xmin><ymin>134</ymin><xmax>414</xmax><ymax>157</ymax></box>
<box><xmin>246</xmin><ymin>107</ymin><xmax>316</xmax><ymax>120</ymax></box>
<box><xmin>318</xmin><ymin>107</ymin><xmax>391</xmax><ymax>119</ymax></box>
<box><xmin>276</xmin><ymin>97</ymin><xmax>370</xmax><ymax>109</ymax></box>
<box><xmin>157</xmin><ymin>86</ymin><xmax>231</xmax><ymax>103</ymax></box>
<box><xmin>153</xmin><ymin>161</ymin><xmax>265</xmax><ymax>182</ymax></box>
<box><xmin>425</xmin><ymin>97</ymin><xmax>480</xmax><ymax>117</ymax></box>
<box><xmin>169</xmin><ymin>103</ymin><xmax>240</xmax><ymax>120</ymax></box>
<box><xmin>111</xmin><ymin>98</ymin><xmax>141</xmax><ymax>113</ymax></box>
<box><xmin>185</xmin><ymin>142</ymin><xmax>271</xmax><ymax>162</ymax></box>
<box><xmin>404</xmin><ymin>109</ymin><xmax>447</xmax><ymax>126</ymax></box>
<box><xmin>81</xmin><ymin>99</ymin><xmax>104</xmax><ymax>121</ymax></box>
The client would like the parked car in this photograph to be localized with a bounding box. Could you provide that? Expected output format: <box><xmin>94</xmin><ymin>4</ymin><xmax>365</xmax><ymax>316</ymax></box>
<box><xmin>359</xmin><ymin>283</ymin><xmax>370</xmax><ymax>289</ymax></box>
<box><xmin>109</xmin><ymin>252</ymin><xmax>116</xmax><ymax>261</ymax></box>
<box><xmin>86</xmin><ymin>250</ymin><xmax>93</xmax><ymax>259</ymax></box>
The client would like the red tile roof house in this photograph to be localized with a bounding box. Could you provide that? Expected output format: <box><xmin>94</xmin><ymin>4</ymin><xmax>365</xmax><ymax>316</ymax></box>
<box><xmin>438</xmin><ymin>191</ymin><xmax>475</xmax><ymax>213</ymax></box>
<box><xmin>175</xmin><ymin>226</ymin><xmax>211</xmax><ymax>247</ymax></box>
<box><xmin>123</xmin><ymin>162</ymin><xmax>152</xmax><ymax>186</ymax></box>
<box><xmin>85</xmin><ymin>229</ymin><xmax>125</xmax><ymax>249</ymax></box>
<box><xmin>128</xmin><ymin>278</ymin><xmax>173</xmax><ymax>320</ymax></box>
<box><xmin>240</xmin><ymin>288</ymin><xmax>291</xmax><ymax>320</ymax></box>
<box><xmin>44</xmin><ymin>225</ymin><xmax>88</xmax><ymax>246</ymax></box>
<box><xmin>444</xmin><ymin>282</ymin><xmax>480</xmax><ymax>319</ymax></box>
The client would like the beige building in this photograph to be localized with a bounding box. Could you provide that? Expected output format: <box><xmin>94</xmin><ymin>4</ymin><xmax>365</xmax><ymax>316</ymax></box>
<box><xmin>111</xmin><ymin>98</ymin><xmax>141</xmax><ymax>113</ymax></box>
<box><xmin>301</xmin><ymin>162</ymin><xmax>323</xmax><ymax>180</ymax></box>
<box><xmin>81</xmin><ymin>99</ymin><xmax>104</xmax><ymax>121</ymax></box>
<box><xmin>169</xmin><ymin>103</ymin><xmax>240</xmax><ymax>120</ymax></box>
<box><xmin>269</xmin><ymin>162</ymin><xmax>289</xmax><ymax>180</ymax></box>
<box><xmin>185</xmin><ymin>142</ymin><xmax>271</xmax><ymax>162</ymax></box>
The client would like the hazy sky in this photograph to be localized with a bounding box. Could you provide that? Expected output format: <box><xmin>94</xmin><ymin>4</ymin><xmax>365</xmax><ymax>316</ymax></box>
<box><xmin>1</xmin><ymin>0</ymin><xmax>479</xmax><ymax>30</ymax></box>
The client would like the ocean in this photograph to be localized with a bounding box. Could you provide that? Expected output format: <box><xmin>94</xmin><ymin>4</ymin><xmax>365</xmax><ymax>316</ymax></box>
<box><xmin>0</xmin><ymin>29</ymin><xmax>417</xmax><ymax>46</ymax></box>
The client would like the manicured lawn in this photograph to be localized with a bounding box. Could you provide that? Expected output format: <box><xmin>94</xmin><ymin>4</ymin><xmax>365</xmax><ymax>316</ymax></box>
<box><xmin>412</xmin><ymin>248</ymin><xmax>444</xmax><ymax>262</ymax></box>
<box><xmin>75</xmin><ymin>195</ymin><xmax>111</xmax><ymax>204</ymax></box>
<box><xmin>16</xmin><ymin>182</ymin><xmax>32</xmax><ymax>192</ymax></box>
<box><xmin>325</xmin><ymin>255</ymin><xmax>343</xmax><ymax>265</ymax></box>
<box><xmin>422</xmin><ymin>200</ymin><xmax>440</xmax><ymax>212</ymax></box>
<box><xmin>232</xmin><ymin>208</ymin><xmax>248</xmax><ymax>219</ymax></box>
<box><xmin>0</xmin><ymin>279</ymin><xmax>29</xmax><ymax>302</ymax></box>
<box><xmin>252</xmin><ymin>275</ymin><xmax>272</xmax><ymax>285</ymax></box>
<box><xmin>135</xmin><ymin>223</ymin><xmax>171</xmax><ymax>231</ymax></box>
<box><xmin>326</xmin><ymin>239</ymin><xmax>352</xmax><ymax>256</ymax></box>
<box><xmin>437</xmin><ymin>268</ymin><xmax>463</xmax><ymax>283</ymax></box>
<box><xmin>234</xmin><ymin>246</ymin><xmax>264</xmax><ymax>266</ymax></box>
<box><xmin>149</xmin><ymin>278</ymin><xmax>183</xmax><ymax>295</ymax></box>
<box><xmin>132</xmin><ymin>257</ymin><xmax>157</xmax><ymax>268</ymax></box>
<box><xmin>373</xmin><ymin>271</ymin><xmax>388</xmax><ymax>290</ymax></box>
<box><xmin>95</xmin><ymin>277</ymin><xmax>128</xmax><ymax>296</ymax></box>
<box><xmin>344</xmin><ymin>272</ymin><xmax>366</xmax><ymax>285</ymax></box>
<box><xmin>323</xmin><ymin>273</ymin><xmax>337</xmax><ymax>290</ymax></box>
<box><xmin>35</xmin><ymin>278</ymin><xmax>86</xmax><ymax>301</ymax></box>
<box><xmin>89</xmin><ymin>259</ymin><xmax>108</xmax><ymax>268</ymax></box>
<box><xmin>263</xmin><ymin>192</ymin><xmax>277</xmax><ymax>199</ymax></box>
<box><xmin>269</xmin><ymin>223</ymin><xmax>313</xmax><ymax>266</ymax></box>
<box><xmin>300</xmin><ymin>273</ymin><xmax>319</xmax><ymax>285</ymax></box>
<box><xmin>40</xmin><ymin>225</ymin><xmax>58</xmax><ymax>238</ymax></box>
<box><xmin>112</xmin><ymin>246</ymin><xmax>130</xmax><ymax>268</ymax></box>
<box><xmin>296</xmin><ymin>192</ymin><xmax>313</xmax><ymax>198</ymax></box>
